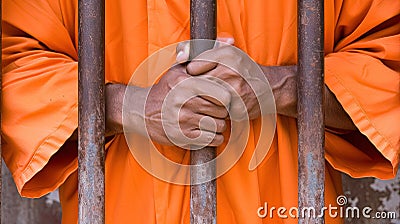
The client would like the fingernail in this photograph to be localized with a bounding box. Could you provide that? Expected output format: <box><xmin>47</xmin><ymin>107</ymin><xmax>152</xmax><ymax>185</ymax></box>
<box><xmin>184</xmin><ymin>43</ymin><xmax>190</xmax><ymax>52</ymax></box>
<box><xmin>226</xmin><ymin>38</ymin><xmax>234</xmax><ymax>45</ymax></box>
<box><xmin>176</xmin><ymin>50</ymin><xmax>184</xmax><ymax>63</ymax></box>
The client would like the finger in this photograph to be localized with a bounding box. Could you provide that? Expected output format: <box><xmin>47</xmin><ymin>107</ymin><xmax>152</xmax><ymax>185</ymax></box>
<box><xmin>198</xmin><ymin>116</ymin><xmax>227</xmax><ymax>133</ymax></box>
<box><xmin>216</xmin><ymin>32</ymin><xmax>235</xmax><ymax>45</ymax></box>
<box><xmin>176</xmin><ymin>41</ymin><xmax>190</xmax><ymax>63</ymax></box>
<box><xmin>186</xmin><ymin>60</ymin><xmax>218</xmax><ymax>76</ymax></box>
<box><xmin>209</xmin><ymin>133</ymin><xmax>224</xmax><ymax>146</ymax></box>
<box><xmin>188</xmin><ymin>77</ymin><xmax>231</xmax><ymax>107</ymax></box>
<box><xmin>176</xmin><ymin>36</ymin><xmax>234</xmax><ymax>57</ymax></box>
<box><xmin>216</xmin><ymin>37</ymin><xmax>234</xmax><ymax>45</ymax></box>
<box><xmin>179</xmin><ymin>42</ymin><xmax>232</xmax><ymax>67</ymax></box>
<box><xmin>168</xmin><ymin>76</ymin><xmax>231</xmax><ymax>108</ymax></box>
<box><xmin>178</xmin><ymin>111</ymin><xmax>226</xmax><ymax>135</ymax></box>
<box><xmin>189</xmin><ymin>45</ymin><xmax>238</xmax><ymax>71</ymax></box>
<box><xmin>185</xmin><ymin>130</ymin><xmax>225</xmax><ymax>147</ymax></box>
<box><xmin>215</xmin><ymin>37</ymin><xmax>235</xmax><ymax>48</ymax></box>
<box><xmin>186</xmin><ymin>44</ymin><xmax>234</xmax><ymax>75</ymax></box>
<box><xmin>199</xmin><ymin>95</ymin><xmax>230</xmax><ymax>114</ymax></box>
<box><xmin>176</xmin><ymin>41</ymin><xmax>187</xmax><ymax>53</ymax></box>
<box><xmin>161</xmin><ymin>76</ymin><xmax>231</xmax><ymax>148</ymax></box>
<box><xmin>184</xmin><ymin>97</ymin><xmax>228</xmax><ymax>118</ymax></box>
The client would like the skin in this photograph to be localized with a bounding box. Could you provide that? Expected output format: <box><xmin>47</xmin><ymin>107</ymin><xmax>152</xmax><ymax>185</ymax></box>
<box><xmin>135</xmin><ymin>65</ymin><xmax>230</xmax><ymax>147</ymax></box>
<box><xmin>70</xmin><ymin>41</ymin><xmax>356</xmax><ymax>144</ymax></box>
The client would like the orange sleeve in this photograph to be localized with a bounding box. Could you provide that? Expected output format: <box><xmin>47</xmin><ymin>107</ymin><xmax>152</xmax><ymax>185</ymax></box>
<box><xmin>1</xmin><ymin>0</ymin><xmax>79</xmax><ymax>197</ymax></box>
<box><xmin>324</xmin><ymin>0</ymin><xmax>400</xmax><ymax>179</ymax></box>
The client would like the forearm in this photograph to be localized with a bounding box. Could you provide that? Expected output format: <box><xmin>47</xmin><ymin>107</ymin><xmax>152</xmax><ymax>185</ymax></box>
<box><xmin>261</xmin><ymin>65</ymin><xmax>356</xmax><ymax>131</ymax></box>
<box><xmin>68</xmin><ymin>83</ymin><xmax>126</xmax><ymax>141</ymax></box>
<box><xmin>69</xmin><ymin>64</ymin><xmax>356</xmax><ymax>143</ymax></box>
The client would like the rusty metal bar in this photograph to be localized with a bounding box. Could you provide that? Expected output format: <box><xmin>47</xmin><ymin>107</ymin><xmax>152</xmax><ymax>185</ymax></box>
<box><xmin>77</xmin><ymin>0</ymin><xmax>105</xmax><ymax>223</ymax></box>
<box><xmin>297</xmin><ymin>0</ymin><xmax>325</xmax><ymax>223</ymax></box>
<box><xmin>189</xmin><ymin>0</ymin><xmax>217</xmax><ymax>223</ymax></box>
<box><xmin>0</xmin><ymin>0</ymin><xmax>2</xmax><ymax>221</ymax></box>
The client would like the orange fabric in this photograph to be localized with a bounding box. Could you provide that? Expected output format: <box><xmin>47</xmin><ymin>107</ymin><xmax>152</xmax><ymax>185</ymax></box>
<box><xmin>2</xmin><ymin>0</ymin><xmax>399</xmax><ymax>223</ymax></box>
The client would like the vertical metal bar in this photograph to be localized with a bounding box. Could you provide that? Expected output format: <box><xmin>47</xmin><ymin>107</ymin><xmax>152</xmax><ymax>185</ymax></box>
<box><xmin>0</xmin><ymin>0</ymin><xmax>3</xmax><ymax>221</ymax></box>
<box><xmin>297</xmin><ymin>0</ymin><xmax>325</xmax><ymax>223</ymax></box>
<box><xmin>189</xmin><ymin>0</ymin><xmax>217</xmax><ymax>223</ymax></box>
<box><xmin>78</xmin><ymin>0</ymin><xmax>105</xmax><ymax>223</ymax></box>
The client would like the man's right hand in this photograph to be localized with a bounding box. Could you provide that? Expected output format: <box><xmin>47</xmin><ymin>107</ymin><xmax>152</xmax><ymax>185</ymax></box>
<box><xmin>123</xmin><ymin>64</ymin><xmax>231</xmax><ymax>148</ymax></box>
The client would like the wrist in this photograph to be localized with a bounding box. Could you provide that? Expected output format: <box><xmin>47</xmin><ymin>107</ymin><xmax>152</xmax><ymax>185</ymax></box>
<box><xmin>122</xmin><ymin>85</ymin><xmax>151</xmax><ymax>137</ymax></box>
<box><xmin>105</xmin><ymin>83</ymin><xmax>126</xmax><ymax>136</ymax></box>
<box><xmin>260</xmin><ymin>65</ymin><xmax>298</xmax><ymax>118</ymax></box>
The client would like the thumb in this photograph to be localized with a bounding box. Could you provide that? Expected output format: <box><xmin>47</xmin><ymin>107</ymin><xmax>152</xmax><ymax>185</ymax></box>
<box><xmin>176</xmin><ymin>35</ymin><xmax>235</xmax><ymax>63</ymax></box>
<box><xmin>215</xmin><ymin>32</ymin><xmax>235</xmax><ymax>46</ymax></box>
<box><xmin>176</xmin><ymin>41</ymin><xmax>191</xmax><ymax>63</ymax></box>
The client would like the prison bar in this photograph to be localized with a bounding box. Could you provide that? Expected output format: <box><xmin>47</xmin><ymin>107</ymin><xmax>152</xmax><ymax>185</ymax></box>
<box><xmin>0</xmin><ymin>0</ymin><xmax>3</xmax><ymax>222</ymax></box>
<box><xmin>297</xmin><ymin>0</ymin><xmax>325</xmax><ymax>223</ymax></box>
<box><xmin>189</xmin><ymin>0</ymin><xmax>217</xmax><ymax>223</ymax></box>
<box><xmin>77</xmin><ymin>0</ymin><xmax>106</xmax><ymax>223</ymax></box>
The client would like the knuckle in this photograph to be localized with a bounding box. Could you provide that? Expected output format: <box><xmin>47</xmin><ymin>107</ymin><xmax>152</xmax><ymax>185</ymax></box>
<box><xmin>215</xmin><ymin>107</ymin><xmax>229</xmax><ymax>118</ymax></box>
<box><xmin>183</xmin><ymin>98</ymin><xmax>195</xmax><ymax>108</ymax></box>
<box><xmin>214</xmin><ymin>119</ymin><xmax>223</xmax><ymax>132</ymax></box>
<box><xmin>178</xmin><ymin>111</ymin><xmax>191</xmax><ymax>123</ymax></box>
<box><xmin>218</xmin><ymin>120</ymin><xmax>227</xmax><ymax>132</ymax></box>
<box><xmin>218</xmin><ymin>91</ymin><xmax>231</xmax><ymax>106</ymax></box>
<box><xmin>187</xmin><ymin>130</ymin><xmax>200</xmax><ymax>139</ymax></box>
<box><xmin>175</xmin><ymin>74</ymin><xmax>187</xmax><ymax>83</ymax></box>
<box><xmin>212</xmin><ymin>135</ymin><xmax>224</xmax><ymax>146</ymax></box>
<box><xmin>222</xmin><ymin>108</ymin><xmax>229</xmax><ymax>118</ymax></box>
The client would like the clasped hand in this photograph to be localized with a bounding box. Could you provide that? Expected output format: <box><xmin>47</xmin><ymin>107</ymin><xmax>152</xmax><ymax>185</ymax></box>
<box><xmin>124</xmin><ymin>39</ymin><xmax>268</xmax><ymax>148</ymax></box>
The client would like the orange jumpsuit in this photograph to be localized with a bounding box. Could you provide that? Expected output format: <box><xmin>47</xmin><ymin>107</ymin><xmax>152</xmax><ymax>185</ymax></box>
<box><xmin>2</xmin><ymin>0</ymin><xmax>399</xmax><ymax>223</ymax></box>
